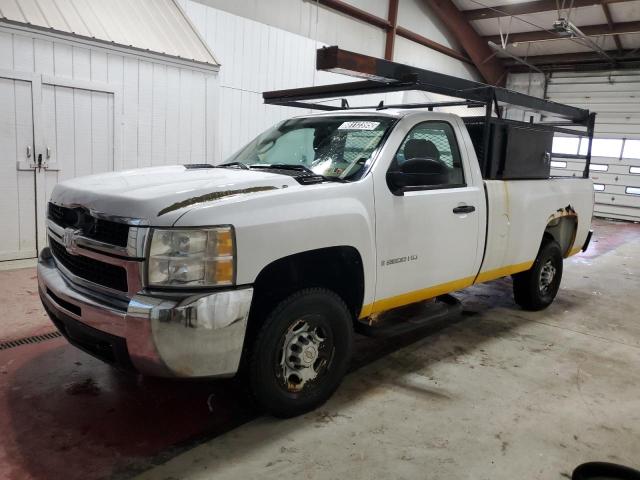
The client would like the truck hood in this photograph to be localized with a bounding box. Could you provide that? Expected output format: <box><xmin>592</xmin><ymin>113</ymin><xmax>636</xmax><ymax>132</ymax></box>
<box><xmin>50</xmin><ymin>166</ymin><xmax>299</xmax><ymax>226</ymax></box>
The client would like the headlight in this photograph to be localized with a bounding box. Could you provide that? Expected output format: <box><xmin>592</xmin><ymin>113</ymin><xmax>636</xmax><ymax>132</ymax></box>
<box><xmin>147</xmin><ymin>227</ymin><xmax>235</xmax><ymax>287</ymax></box>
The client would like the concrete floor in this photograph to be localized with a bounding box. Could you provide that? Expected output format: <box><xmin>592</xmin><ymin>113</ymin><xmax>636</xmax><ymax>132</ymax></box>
<box><xmin>0</xmin><ymin>218</ymin><xmax>639</xmax><ymax>479</ymax></box>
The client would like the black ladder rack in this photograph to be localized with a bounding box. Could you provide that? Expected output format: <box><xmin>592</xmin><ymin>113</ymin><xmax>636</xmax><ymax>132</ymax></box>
<box><xmin>262</xmin><ymin>46</ymin><xmax>595</xmax><ymax>179</ymax></box>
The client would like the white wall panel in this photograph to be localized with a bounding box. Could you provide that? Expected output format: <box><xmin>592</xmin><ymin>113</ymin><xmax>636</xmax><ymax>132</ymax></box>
<box><xmin>0</xmin><ymin>24</ymin><xmax>219</xmax><ymax>261</ymax></box>
<box><xmin>342</xmin><ymin>0</ymin><xmax>388</xmax><ymax>19</ymax></box>
<box><xmin>397</xmin><ymin>0</ymin><xmax>460</xmax><ymax>51</ymax></box>
<box><xmin>504</xmin><ymin>72</ymin><xmax>546</xmax><ymax>122</ymax></box>
<box><xmin>0</xmin><ymin>77</ymin><xmax>36</xmax><ymax>261</ymax></box>
<box><xmin>0</xmin><ymin>26</ymin><xmax>219</xmax><ymax>168</ymax></box>
<box><xmin>193</xmin><ymin>0</ymin><xmax>385</xmax><ymax>59</ymax></box>
<box><xmin>137</xmin><ymin>61</ymin><xmax>153</xmax><ymax>168</ymax></box>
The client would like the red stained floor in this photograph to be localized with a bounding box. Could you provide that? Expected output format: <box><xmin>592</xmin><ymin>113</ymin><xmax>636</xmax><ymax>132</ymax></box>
<box><xmin>0</xmin><ymin>339</ymin><xmax>254</xmax><ymax>480</ymax></box>
<box><xmin>581</xmin><ymin>217</ymin><xmax>640</xmax><ymax>259</ymax></box>
<box><xmin>0</xmin><ymin>217</ymin><xmax>637</xmax><ymax>480</ymax></box>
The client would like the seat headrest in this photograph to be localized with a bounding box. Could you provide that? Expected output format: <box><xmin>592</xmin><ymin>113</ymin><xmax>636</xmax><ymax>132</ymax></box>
<box><xmin>404</xmin><ymin>139</ymin><xmax>440</xmax><ymax>161</ymax></box>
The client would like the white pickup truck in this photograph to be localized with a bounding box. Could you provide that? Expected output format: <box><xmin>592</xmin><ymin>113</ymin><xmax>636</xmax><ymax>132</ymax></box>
<box><xmin>37</xmin><ymin>50</ymin><xmax>594</xmax><ymax>417</ymax></box>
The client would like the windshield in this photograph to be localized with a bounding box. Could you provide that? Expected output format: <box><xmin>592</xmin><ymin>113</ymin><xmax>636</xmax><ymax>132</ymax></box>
<box><xmin>226</xmin><ymin>116</ymin><xmax>395</xmax><ymax>181</ymax></box>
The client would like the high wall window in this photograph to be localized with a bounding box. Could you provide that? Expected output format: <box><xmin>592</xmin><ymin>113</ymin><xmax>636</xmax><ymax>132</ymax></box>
<box><xmin>623</xmin><ymin>140</ymin><xmax>640</xmax><ymax>159</ymax></box>
<box><xmin>552</xmin><ymin>136</ymin><xmax>629</xmax><ymax>159</ymax></box>
<box><xmin>552</xmin><ymin>137</ymin><xmax>580</xmax><ymax>155</ymax></box>
<box><xmin>580</xmin><ymin>138</ymin><xmax>623</xmax><ymax>157</ymax></box>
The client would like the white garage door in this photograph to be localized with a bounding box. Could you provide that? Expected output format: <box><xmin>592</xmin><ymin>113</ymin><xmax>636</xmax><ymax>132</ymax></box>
<box><xmin>546</xmin><ymin>70</ymin><xmax>640</xmax><ymax>221</ymax></box>
<box><xmin>36</xmin><ymin>82</ymin><xmax>115</xmax><ymax>251</ymax></box>
<box><xmin>0</xmin><ymin>73</ymin><xmax>115</xmax><ymax>261</ymax></box>
<box><xmin>0</xmin><ymin>76</ymin><xmax>37</xmax><ymax>261</ymax></box>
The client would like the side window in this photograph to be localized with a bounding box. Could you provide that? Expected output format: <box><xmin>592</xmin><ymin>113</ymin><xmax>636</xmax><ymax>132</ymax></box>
<box><xmin>391</xmin><ymin>121</ymin><xmax>465</xmax><ymax>188</ymax></box>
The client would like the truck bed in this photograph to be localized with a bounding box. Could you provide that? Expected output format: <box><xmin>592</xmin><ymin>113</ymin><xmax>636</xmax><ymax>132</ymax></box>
<box><xmin>476</xmin><ymin>177</ymin><xmax>594</xmax><ymax>283</ymax></box>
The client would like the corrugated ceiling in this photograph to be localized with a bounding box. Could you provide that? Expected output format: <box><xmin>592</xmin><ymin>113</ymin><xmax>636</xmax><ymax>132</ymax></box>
<box><xmin>0</xmin><ymin>0</ymin><xmax>218</xmax><ymax>66</ymax></box>
<box><xmin>453</xmin><ymin>0</ymin><xmax>640</xmax><ymax>57</ymax></box>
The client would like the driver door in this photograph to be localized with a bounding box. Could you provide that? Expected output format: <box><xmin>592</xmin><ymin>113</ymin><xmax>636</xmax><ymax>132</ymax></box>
<box><xmin>370</xmin><ymin>117</ymin><xmax>484</xmax><ymax>314</ymax></box>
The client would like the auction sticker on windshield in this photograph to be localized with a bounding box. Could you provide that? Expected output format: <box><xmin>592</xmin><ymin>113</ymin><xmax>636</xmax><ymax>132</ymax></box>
<box><xmin>338</xmin><ymin>121</ymin><xmax>380</xmax><ymax>130</ymax></box>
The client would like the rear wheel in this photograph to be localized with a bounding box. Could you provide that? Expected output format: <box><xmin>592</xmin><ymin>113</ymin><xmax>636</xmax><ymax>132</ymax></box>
<box><xmin>248</xmin><ymin>288</ymin><xmax>353</xmax><ymax>418</ymax></box>
<box><xmin>513</xmin><ymin>239</ymin><xmax>563</xmax><ymax>311</ymax></box>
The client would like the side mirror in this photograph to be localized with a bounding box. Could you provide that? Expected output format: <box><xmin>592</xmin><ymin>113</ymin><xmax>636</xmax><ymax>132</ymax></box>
<box><xmin>386</xmin><ymin>170</ymin><xmax>407</xmax><ymax>195</ymax></box>
<box><xmin>386</xmin><ymin>158</ymin><xmax>450</xmax><ymax>196</ymax></box>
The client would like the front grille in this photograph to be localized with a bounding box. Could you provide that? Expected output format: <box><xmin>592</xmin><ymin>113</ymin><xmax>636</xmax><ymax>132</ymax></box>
<box><xmin>50</xmin><ymin>237</ymin><xmax>128</xmax><ymax>292</ymax></box>
<box><xmin>48</xmin><ymin>203</ymin><xmax>130</xmax><ymax>247</ymax></box>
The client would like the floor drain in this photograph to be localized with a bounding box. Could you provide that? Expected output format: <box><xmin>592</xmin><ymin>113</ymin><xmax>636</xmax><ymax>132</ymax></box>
<box><xmin>0</xmin><ymin>331</ymin><xmax>63</xmax><ymax>351</ymax></box>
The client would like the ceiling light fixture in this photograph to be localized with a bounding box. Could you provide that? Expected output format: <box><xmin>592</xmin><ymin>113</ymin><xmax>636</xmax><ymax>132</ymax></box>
<box><xmin>552</xmin><ymin>17</ymin><xmax>615</xmax><ymax>63</ymax></box>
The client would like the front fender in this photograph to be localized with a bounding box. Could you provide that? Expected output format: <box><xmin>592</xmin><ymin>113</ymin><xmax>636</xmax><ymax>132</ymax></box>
<box><xmin>174</xmin><ymin>176</ymin><xmax>377</xmax><ymax>308</ymax></box>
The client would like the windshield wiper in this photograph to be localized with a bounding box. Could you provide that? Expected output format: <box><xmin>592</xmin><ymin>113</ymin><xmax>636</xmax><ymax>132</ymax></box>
<box><xmin>249</xmin><ymin>164</ymin><xmax>314</xmax><ymax>173</ymax></box>
<box><xmin>217</xmin><ymin>162</ymin><xmax>249</xmax><ymax>170</ymax></box>
<box><xmin>248</xmin><ymin>164</ymin><xmax>346</xmax><ymax>183</ymax></box>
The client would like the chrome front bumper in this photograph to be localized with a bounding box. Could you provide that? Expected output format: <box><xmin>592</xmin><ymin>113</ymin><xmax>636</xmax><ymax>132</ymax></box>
<box><xmin>37</xmin><ymin>248</ymin><xmax>253</xmax><ymax>378</ymax></box>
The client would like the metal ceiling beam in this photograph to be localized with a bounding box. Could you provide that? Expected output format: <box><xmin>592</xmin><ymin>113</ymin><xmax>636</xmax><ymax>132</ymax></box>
<box><xmin>384</xmin><ymin>0</ymin><xmax>399</xmax><ymax>60</ymax></box>
<box><xmin>311</xmin><ymin>0</ymin><xmax>471</xmax><ymax>64</ymax></box>
<box><xmin>395</xmin><ymin>26</ymin><xmax>472</xmax><ymax>63</ymax></box>
<box><xmin>504</xmin><ymin>48</ymin><xmax>640</xmax><ymax>71</ymax></box>
<box><xmin>463</xmin><ymin>0</ymin><xmax>630</xmax><ymax>21</ymax></box>
<box><xmin>602</xmin><ymin>3</ymin><xmax>624</xmax><ymax>53</ymax></box>
<box><xmin>488</xmin><ymin>41</ymin><xmax>544</xmax><ymax>73</ymax></box>
<box><xmin>422</xmin><ymin>0</ymin><xmax>507</xmax><ymax>86</ymax></box>
<box><xmin>484</xmin><ymin>20</ymin><xmax>640</xmax><ymax>43</ymax></box>
<box><xmin>315</xmin><ymin>0</ymin><xmax>390</xmax><ymax>29</ymax></box>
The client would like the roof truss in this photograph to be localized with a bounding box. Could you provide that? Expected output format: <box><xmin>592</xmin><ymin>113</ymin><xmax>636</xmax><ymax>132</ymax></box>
<box><xmin>485</xmin><ymin>20</ymin><xmax>640</xmax><ymax>43</ymax></box>
<box><xmin>463</xmin><ymin>0</ymin><xmax>630</xmax><ymax>21</ymax></box>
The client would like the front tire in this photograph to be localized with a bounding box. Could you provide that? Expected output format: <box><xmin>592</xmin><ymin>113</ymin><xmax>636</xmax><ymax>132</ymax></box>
<box><xmin>513</xmin><ymin>239</ymin><xmax>563</xmax><ymax>311</ymax></box>
<box><xmin>248</xmin><ymin>288</ymin><xmax>353</xmax><ymax>418</ymax></box>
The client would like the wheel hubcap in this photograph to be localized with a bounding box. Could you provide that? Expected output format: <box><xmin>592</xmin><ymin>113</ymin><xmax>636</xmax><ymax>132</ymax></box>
<box><xmin>539</xmin><ymin>259</ymin><xmax>557</xmax><ymax>295</ymax></box>
<box><xmin>278</xmin><ymin>318</ymin><xmax>332</xmax><ymax>393</ymax></box>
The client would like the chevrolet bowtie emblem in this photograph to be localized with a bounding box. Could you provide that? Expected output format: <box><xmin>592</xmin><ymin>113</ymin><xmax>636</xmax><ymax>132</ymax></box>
<box><xmin>62</xmin><ymin>228</ymin><xmax>82</xmax><ymax>255</ymax></box>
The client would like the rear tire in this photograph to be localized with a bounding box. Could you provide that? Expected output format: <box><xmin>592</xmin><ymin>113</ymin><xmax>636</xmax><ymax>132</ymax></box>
<box><xmin>513</xmin><ymin>239</ymin><xmax>563</xmax><ymax>311</ymax></box>
<box><xmin>248</xmin><ymin>288</ymin><xmax>353</xmax><ymax>418</ymax></box>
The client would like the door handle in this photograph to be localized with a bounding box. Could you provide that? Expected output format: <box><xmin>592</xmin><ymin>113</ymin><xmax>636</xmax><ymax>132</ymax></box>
<box><xmin>453</xmin><ymin>205</ymin><xmax>475</xmax><ymax>214</ymax></box>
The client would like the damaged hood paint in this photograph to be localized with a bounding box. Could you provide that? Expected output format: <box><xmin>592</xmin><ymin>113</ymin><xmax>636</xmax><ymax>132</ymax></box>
<box><xmin>50</xmin><ymin>166</ymin><xmax>299</xmax><ymax>226</ymax></box>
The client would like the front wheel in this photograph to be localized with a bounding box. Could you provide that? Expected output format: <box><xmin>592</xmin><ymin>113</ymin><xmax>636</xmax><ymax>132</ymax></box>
<box><xmin>248</xmin><ymin>288</ymin><xmax>353</xmax><ymax>418</ymax></box>
<box><xmin>513</xmin><ymin>239</ymin><xmax>563</xmax><ymax>311</ymax></box>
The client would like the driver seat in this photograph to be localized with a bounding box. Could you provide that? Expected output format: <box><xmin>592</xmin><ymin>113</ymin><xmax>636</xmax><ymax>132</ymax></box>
<box><xmin>404</xmin><ymin>138</ymin><xmax>441</xmax><ymax>162</ymax></box>
<box><xmin>401</xmin><ymin>139</ymin><xmax>450</xmax><ymax>185</ymax></box>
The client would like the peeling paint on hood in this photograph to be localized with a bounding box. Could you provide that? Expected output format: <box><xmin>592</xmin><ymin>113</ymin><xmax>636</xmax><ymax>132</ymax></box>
<box><xmin>157</xmin><ymin>186</ymin><xmax>279</xmax><ymax>216</ymax></box>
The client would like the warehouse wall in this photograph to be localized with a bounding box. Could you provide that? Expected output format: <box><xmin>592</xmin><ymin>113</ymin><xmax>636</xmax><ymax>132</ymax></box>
<box><xmin>181</xmin><ymin>0</ymin><xmax>478</xmax><ymax>161</ymax></box>
<box><xmin>0</xmin><ymin>27</ymin><xmax>218</xmax><ymax>169</ymax></box>
<box><xmin>190</xmin><ymin>0</ymin><xmax>383</xmax><ymax>59</ymax></box>
<box><xmin>0</xmin><ymin>25</ymin><xmax>218</xmax><ymax>260</ymax></box>
<box><xmin>504</xmin><ymin>72</ymin><xmax>546</xmax><ymax>122</ymax></box>
<box><xmin>191</xmin><ymin>0</ymin><xmax>473</xmax><ymax>75</ymax></box>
